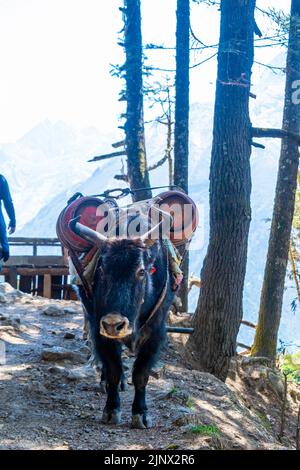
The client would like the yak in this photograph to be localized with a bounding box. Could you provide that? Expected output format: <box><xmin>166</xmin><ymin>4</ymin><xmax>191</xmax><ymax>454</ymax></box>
<box><xmin>70</xmin><ymin>217</ymin><xmax>177</xmax><ymax>429</ymax></box>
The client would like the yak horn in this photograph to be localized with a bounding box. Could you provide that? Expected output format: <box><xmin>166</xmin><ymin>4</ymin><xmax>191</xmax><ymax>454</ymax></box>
<box><xmin>140</xmin><ymin>209</ymin><xmax>173</xmax><ymax>246</ymax></box>
<box><xmin>140</xmin><ymin>221</ymin><xmax>163</xmax><ymax>246</ymax></box>
<box><xmin>69</xmin><ymin>217</ymin><xmax>107</xmax><ymax>247</ymax></box>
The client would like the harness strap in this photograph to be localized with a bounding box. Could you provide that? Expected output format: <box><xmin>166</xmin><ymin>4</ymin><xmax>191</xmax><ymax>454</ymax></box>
<box><xmin>134</xmin><ymin>256</ymin><xmax>170</xmax><ymax>350</ymax></box>
<box><xmin>67</xmin><ymin>234</ymin><xmax>188</xmax><ymax>348</ymax></box>
<box><xmin>67</xmin><ymin>245</ymin><xmax>93</xmax><ymax>300</ymax></box>
<box><xmin>81</xmin><ymin>246</ymin><xmax>99</xmax><ymax>267</ymax></box>
<box><xmin>137</xmin><ymin>239</ymin><xmax>189</xmax><ymax>349</ymax></box>
<box><xmin>142</xmin><ymin>272</ymin><xmax>169</xmax><ymax>327</ymax></box>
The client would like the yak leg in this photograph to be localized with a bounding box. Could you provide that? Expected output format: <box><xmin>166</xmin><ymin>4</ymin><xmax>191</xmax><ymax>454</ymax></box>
<box><xmin>98</xmin><ymin>339</ymin><xmax>123</xmax><ymax>425</ymax></box>
<box><xmin>99</xmin><ymin>365</ymin><xmax>107</xmax><ymax>394</ymax></box>
<box><xmin>131</xmin><ymin>329</ymin><xmax>165</xmax><ymax>429</ymax></box>
<box><xmin>100</xmin><ymin>364</ymin><xmax>128</xmax><ymax>394</ymax></box>
<box><xmin>83</xmin><ymin>316</ymin><xmax>89</xmax><ymax>340</ymax></box>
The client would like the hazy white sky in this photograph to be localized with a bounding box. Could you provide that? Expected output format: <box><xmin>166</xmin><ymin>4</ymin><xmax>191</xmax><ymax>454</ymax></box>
<box><xmin>0</xmin><ymin>0</ymin><xmax>289</xmax><ymax>142</ymax></box>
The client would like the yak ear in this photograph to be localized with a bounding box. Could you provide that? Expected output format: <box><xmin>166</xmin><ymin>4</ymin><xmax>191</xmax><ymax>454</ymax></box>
<box><xmin>69</xmin><ymin>217</ymin><xmax>107</xmax><ymax>248</ymax></box>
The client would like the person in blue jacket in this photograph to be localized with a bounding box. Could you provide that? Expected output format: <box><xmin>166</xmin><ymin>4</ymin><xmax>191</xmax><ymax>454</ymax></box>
<box><xmin>0</xmin><ymin>175</ymin><xmax>16</xmax><ymax>264</ymax></box>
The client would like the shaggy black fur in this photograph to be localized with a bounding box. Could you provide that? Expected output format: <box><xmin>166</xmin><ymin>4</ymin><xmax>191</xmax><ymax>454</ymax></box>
<box><xmin>78</xmin><ymin>239</ymin><xmax>175</xmax><ymax>428</ymax></box>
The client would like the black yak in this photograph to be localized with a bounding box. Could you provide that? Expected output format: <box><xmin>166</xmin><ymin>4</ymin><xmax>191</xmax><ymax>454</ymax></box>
<box><xmin>71</xmin><ymin>218</ymin><xmax>178</xmax><ymax>429</ymax></box>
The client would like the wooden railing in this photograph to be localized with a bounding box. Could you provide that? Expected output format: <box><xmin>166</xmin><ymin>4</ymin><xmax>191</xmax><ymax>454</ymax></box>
<box><xmin>0</xmin><ymin>237</ymin><xmax>75</xmax><ymax>300</ymax></box>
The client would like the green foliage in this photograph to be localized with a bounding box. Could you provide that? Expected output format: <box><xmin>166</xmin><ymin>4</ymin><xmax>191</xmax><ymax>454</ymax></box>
<box><xmin>168</xmin><ymin>386</ymin><xmax>179</xmax><ymax>396</ymax></box>
<box><xmin>280</xmin><ymin>352</ymin><xmax>300</xmax><ymax>384</ymax></box>
<box><xmin>165</xmin><ymin>444</ymin><xmax>179</xmax><ymax>450</ymax></box>
<box><xmin>167</xmin><ymin>387</ymin><xmax>195</xmax><ymax>409</ymax></box>
<box><xmin>189</xmin><ymin>424</ymin><xmax>221</xmax><ymax>437</ymax></box>
<box><xmin>186</xmin><ymin>397</ymin><xmax>195</xmax><ymax>409</ymax></box>
<box><xmin>292</xmin><ymin>177</ymin><xmax>300</xmax><ymax>232</ymax></box>
<box><xmin>256</xmin><ymin>411</ymin><xmax>272</xmax><ymax>430</ymax></box>
<box><xmin>289</xmin><ymin>173</ymin><xmax>300</xmax><ymax>313</ymax></box>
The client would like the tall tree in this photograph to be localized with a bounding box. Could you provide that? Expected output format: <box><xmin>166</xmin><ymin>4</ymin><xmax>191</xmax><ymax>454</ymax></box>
<box><xmin>124</xmin><ymin>0</ymin><xmax>152</xmax><ymax>202</ymax></box>
<box><xmin>174</xmin><ymin>0</ymin><xmax>190</xmax><ymax>195</ymax></box>
<box><xmin>174</xmin><ymin>0</ymin><xmax>190</xmax><ymax>312</ymax></box>
<box><xmin>252</xmin><ymin>0</ymin><xmax>300</xmax><ymax>359</ymax></box>
<box><xmin>185</xmin><ymin>0</ymin><xmax>256</xmax><ymax>381</ymax></box>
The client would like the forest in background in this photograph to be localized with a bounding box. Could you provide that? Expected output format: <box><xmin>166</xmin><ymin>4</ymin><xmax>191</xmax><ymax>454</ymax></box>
<box><xmin>94</xmin><ymin>0</ymin><xmax>300</xmax><ymax>383</ymax></box>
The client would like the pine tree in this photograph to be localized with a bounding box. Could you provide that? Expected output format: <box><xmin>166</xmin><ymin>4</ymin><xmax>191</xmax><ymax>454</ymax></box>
<box><xmin>174</xmin><ymin>0</ymin><xmax>190</xmax><ymax>195</ymax></box>
<box><xmin>123</xmin><ymin>0</ymin><xmax>152</xmax><ymax>202</ymax></box>
<box><xmin>174</xmin><ymin>0</ymin><xmax>190</xmax><ymax>312</ymax></box>
<box><xmin>252</xmin><ymin>0</ymin><xmax>300</xmax><ymax>359</ymax></box>
<box><xmin>185</xmin><ymin>0</ymin><xmax>256</xmax><ymax>381</ymax></box>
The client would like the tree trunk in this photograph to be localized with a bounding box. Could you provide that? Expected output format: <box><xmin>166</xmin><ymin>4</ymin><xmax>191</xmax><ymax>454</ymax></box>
<box><xmin>124</xmin><ymin>0</ymin><xmax>152</xmax><ymax>202</ymax></box>
<box><xmin>174</xmin><ymin>0</ymin><xmax>190</xmax><ymax>195</ymax></box>
<box><xmin>185</xmin><ymin>0</ymin><xmax>255</xmax><ymax>381</ymax></box>
<box><xmin>174</xmin><ymin>0</ymin><xmax>190</xmax><ymax>312</ymax></box>
<box><xmin>252</xmin><ymin>0</ymin><xmax>300</xmax><ymax>359</ymax></box>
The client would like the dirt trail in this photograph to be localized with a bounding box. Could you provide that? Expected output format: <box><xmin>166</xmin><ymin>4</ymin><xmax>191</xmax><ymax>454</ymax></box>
<box><xmin>0</xmin><ymin>283</ymin><xmax>296</xmax><ymax>450</ymax></box>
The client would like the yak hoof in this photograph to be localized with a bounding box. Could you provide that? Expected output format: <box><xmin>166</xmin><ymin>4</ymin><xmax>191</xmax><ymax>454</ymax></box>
<box><xmin>101</xmin><ymin>409</ymin><xmax>121</xmax><ymax>425</ymax></box>
<box><xmin>131</xmin><ymin>414</ymin><xmax>153</xmax><ymax>429</ymax></box>
<box><xmin>99</xmin><ymin>381</ymin><xmax>107</xmax><ymax>394</ymax></box>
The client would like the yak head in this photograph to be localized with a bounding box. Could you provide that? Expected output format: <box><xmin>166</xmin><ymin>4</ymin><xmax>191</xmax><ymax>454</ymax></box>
<box><xmin>71</xmin><ymin>216</ymin><xmax>168</xmax><ymax>341</ymax></box>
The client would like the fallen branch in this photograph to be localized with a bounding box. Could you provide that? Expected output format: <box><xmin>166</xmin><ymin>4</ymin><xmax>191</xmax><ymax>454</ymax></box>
<box><xmin>166</xmin><ymin>326</ymin><xmax>252</xmax><ymax>352</ymax></box>
<box><xmin>166</xmin><ymin>327</ymin><xmax>194</xmax><ymax>334</ymax></box>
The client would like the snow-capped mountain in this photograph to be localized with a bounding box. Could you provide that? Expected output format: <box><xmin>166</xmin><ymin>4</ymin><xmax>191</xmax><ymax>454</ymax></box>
<box><xmin>2</xmin><ymin>55</ymin><xmax>300</xmax><ymax>350</ymax></box>
<box><xmin>0</xmin><ymin>120</ymin><xmax>118</xmax><ymax>229</ymax></box>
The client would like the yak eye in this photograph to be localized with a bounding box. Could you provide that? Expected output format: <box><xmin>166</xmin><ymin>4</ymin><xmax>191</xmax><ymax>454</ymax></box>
<box><xmin>136</xmin><ymin>268</ymin><xmax>146</xmax><ymax>280</ymax></box>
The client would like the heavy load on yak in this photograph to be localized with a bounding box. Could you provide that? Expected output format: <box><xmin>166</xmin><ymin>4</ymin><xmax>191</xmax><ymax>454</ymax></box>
<box><xmin>57</xmin><ymin>189</ymin><xmax>198</xmax><ymax>429</ymax></box>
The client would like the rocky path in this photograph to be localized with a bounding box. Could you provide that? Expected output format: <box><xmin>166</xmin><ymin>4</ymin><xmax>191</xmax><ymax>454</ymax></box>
<box><xmin>0</xmin><ymin>283</ymin><xmax>295</xmax><ymax>450</ymax></box>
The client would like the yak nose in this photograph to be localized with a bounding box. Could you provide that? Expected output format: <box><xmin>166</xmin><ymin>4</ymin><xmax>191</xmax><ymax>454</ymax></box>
<box><xmin>100</xmin><ymin>313</ymin><xmax>131</xmax><ymax>338</ymax></box>
<box><xmin>102</xmin><ymin>319</ymin><xmax>126</xmax><ymax>335</ymax></box>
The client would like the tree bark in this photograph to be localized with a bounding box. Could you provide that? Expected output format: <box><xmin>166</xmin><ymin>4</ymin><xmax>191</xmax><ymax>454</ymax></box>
<box><xmin>174</xmin><ymin>0</ymin><xmax>190</xmax><ymax>312</ymax></box>
<box><xmin>124</xmin><ymin>0</ymin><xmax>152</xmax><ymax>202</ymax></box>
<box><xmin>174</xmin><ymin>0</ymin><xmax>190</xmax><ymax>195</ymax></box>
<box><xmin>252</xmin><ymin>0</ymin><xmax>300</xmax><ymax>359</ymax></box>
<box><xmin>185</xmin><ymin>0</ymin><xmax>256</xmax><ymax>381</ymax></box>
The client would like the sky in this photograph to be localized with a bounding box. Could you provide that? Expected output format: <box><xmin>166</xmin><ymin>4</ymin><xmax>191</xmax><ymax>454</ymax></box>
<box><xmin>0</xmin><ymin>0</ymin><xmax>290</xmax><ymax>143</ymax></box>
